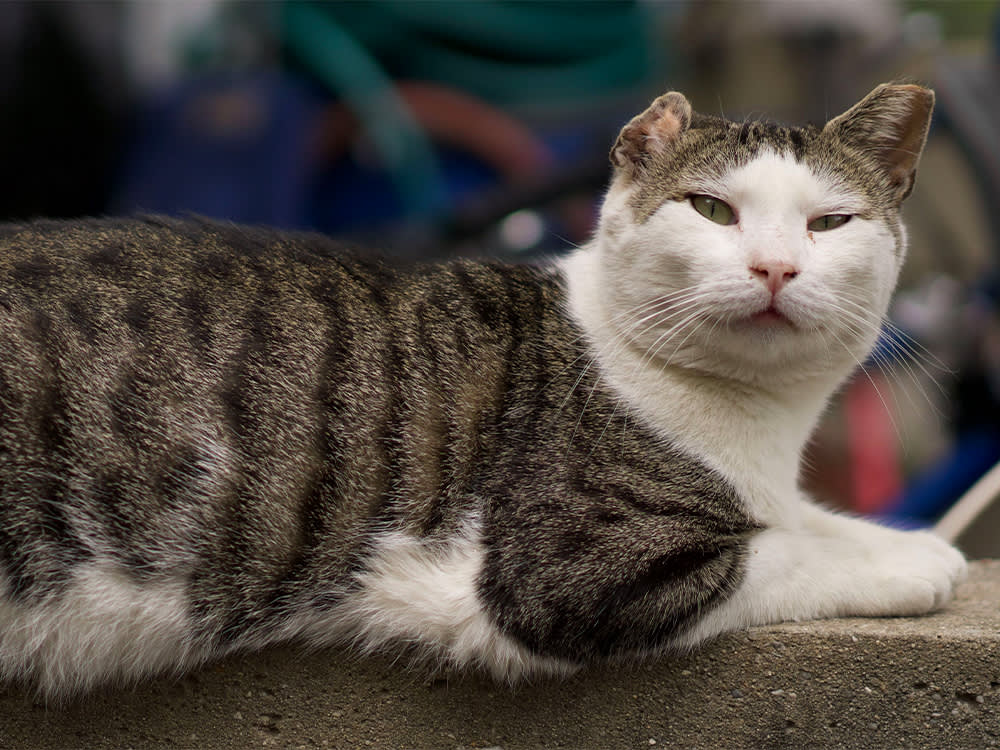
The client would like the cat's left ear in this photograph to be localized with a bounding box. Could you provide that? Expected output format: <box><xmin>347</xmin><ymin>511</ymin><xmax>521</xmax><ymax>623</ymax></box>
<box><xmin>824</xmin><ymin>83</ymin><xmax>935</xmax><ymax>203</ymax></box>
<box><xmin>611</xmin><ymin>92</ymin><xmax>692</xmax><ymax>179</ymax></box>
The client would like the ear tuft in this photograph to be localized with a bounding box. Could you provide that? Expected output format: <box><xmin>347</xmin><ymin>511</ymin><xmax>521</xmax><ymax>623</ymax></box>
<box><xmin>611</xmin><ymin>92</ymin><xmax>692</xmax><ymax>178</ymax></box>
<box><xmin>824</xmin><ymin>83</ymin><xmax>935</xmax><ymax>202</ymax></box>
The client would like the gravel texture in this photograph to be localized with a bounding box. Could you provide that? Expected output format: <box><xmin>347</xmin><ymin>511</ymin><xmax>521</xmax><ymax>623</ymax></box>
<box><xmin>0</xmin><ymin>562</ymin><xmax>997</xmax><ymax>749</ymax></box>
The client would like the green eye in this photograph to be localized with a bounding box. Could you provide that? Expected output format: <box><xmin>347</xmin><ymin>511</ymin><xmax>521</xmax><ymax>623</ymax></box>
<box><xmin>690</xmin><ymin>195</ymin><xmax>736</xmax><ymax>225</ymax></box>
<box><xmin>808</xmin><ymin>214</ymin><xmax>851</xmax><ymax>231</ymax></box>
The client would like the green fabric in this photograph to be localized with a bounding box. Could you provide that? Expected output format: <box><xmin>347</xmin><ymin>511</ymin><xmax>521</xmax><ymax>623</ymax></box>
<box><xmin>282</xmin><ymin>0</ymin><xmax>654</xmax><ymax>109</ymax></box>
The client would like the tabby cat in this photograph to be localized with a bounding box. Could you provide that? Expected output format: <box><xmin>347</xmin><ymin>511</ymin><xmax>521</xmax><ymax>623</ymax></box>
<box><xmin>0</xmin><ymin>83</ymin><xmax>967</xmax><ymax>698</ymax></box>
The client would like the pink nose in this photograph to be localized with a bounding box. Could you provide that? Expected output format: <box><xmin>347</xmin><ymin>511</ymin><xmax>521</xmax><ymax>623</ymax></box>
<box><xmin>750</xmin><ymin>261</ymin><xmax>798</xmax><ymax>295</ymax></box>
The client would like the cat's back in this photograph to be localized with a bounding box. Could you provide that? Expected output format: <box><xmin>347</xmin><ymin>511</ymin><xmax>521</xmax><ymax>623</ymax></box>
<box><xmin>0</xmin><ymin>215</ymin><xmax>391</xmax><ymax>325</ymax></box>
<box><xmin>0</xmin><ymin>215</ymin><xmax>404</xmax><ymax>485</ymax></box>
<box><xmin>0</xmin><ymin>216</ymin><xmax>554</xmax><ymax>614</ymax></box>
<box><xmin>0</xmin><ymin>218</ymin><xmax>389</xmax><ymax>602</ymax></box>
<box><xmin>0</xmin><ymin>215</ymin><xmax>451</xmax><ymax>389</ymax></box>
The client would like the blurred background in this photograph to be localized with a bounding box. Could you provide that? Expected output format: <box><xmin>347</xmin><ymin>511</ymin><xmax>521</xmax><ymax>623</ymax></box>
<box><xmin>1</xmin><ymin>0</ymin><xmax>998</xmax><ymax>547</ymax></box>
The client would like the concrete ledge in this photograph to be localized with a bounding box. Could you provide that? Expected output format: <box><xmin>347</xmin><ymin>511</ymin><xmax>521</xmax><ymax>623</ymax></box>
<box><xmin>2</xmin><ymin>562</ymin><xmax>998</xmax><ymax>749</ymax></box>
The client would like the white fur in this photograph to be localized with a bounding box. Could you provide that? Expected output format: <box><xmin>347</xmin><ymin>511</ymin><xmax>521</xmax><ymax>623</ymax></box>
<box><xmin>564</xmin><ymin>149</ymin><xmax>967</xmax><ymax>639</ymax></box>
<box><xmin>673</xmin><ymin>504</ymin><xmax>966</xmax><ymax>648</ymax></box>
<box><xmin>313</xmin><ymin>522</ymin><xmax>576</xmax><ymax>682</ymax></box>
<box><xmin>0</xmin><ymin>520</ymin><xmax>574</xmax><ymax>696</ymax></box>
<box><xmin>0</xmin><ymin>562</ymin><xmax>198</xmax><ymax>696</ymax></box>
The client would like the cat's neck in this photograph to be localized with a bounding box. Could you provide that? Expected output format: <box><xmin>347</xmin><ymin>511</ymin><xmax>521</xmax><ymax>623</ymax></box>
<box><xmin>561</xmin><ymin>248</ymin><xmax>846</xmax><ymax>525</ymax></box>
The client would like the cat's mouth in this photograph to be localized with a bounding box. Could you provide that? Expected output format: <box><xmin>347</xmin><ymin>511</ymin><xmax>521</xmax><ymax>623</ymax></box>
<box><xmin>749</xmin><ymin>305</ymin><xmax>793</xmax><ymax>327</ymax></box>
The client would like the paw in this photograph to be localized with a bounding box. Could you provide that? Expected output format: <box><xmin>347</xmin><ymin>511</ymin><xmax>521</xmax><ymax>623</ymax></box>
<box><xmin>856</xmin><ymin>527</ymin><xmax>967</xmax><ymax>617</ymax></box>
<box><xmin>669</xmin><ymin>523</ymin><xmax>968</xmax><ymax>647</ymax></box>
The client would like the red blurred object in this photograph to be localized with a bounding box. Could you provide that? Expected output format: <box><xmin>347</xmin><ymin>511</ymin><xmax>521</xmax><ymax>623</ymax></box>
<box><xmin>845</xmin><ymin>374</ymin><xmax>903</xmax><ymax>514</ymax></box>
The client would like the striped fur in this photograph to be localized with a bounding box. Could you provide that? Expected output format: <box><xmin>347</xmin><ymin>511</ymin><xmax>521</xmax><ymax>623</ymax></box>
<box><xmin>0</xmin><ymin>216</ymin><xmax>751</xmax><ymax>695</ymax></box>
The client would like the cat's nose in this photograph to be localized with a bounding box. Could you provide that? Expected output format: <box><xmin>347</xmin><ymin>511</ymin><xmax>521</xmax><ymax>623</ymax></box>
<box><xmin>749</xmin><ymin>261</ymin><xmax>799</xmax><ymax>295</ymax></box>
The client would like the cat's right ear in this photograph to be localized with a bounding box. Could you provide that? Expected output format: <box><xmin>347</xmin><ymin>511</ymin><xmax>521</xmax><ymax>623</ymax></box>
<box><xmin>823</xmin><ymin>83</ymin><xmax>935</xmax><ymax>203</ymax></box>
<box><xmin>611</xmin><ymin>92</ymin><xmax>692</xmax><ymax>179</ymax></box>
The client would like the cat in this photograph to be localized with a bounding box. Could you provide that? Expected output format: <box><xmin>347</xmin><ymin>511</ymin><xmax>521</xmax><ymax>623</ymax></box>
<box><xmin>0</xmin><ymin>83</ymin><xmax>967</xmax><ymax>699</ymax></box>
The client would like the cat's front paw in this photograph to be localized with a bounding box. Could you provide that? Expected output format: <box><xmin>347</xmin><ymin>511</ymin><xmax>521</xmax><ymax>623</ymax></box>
<box><xmin>800</xmin><ymin>506</ymin><xmax>968</xmax><ymax>617</ymax></box>
<box><xmin>669</xmin><ymin>521</ymin><xmax>967</xmax><ymax>649</ymax></box>
<box><xmin>856</xmin><ymin>527</ymin><xmax>967</xmax><ymax>617</ymax></box>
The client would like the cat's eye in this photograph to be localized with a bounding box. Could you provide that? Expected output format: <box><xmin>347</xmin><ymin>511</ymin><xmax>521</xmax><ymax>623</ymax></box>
<box><xmin>690</xmin><ymin>195</ymin><xmax>736</xmax><ymax>226</ymax></box>
<box><xmin>807</xmin><ymin>214</ymin><xmax>851</xmax><ymax>232</ymax></box>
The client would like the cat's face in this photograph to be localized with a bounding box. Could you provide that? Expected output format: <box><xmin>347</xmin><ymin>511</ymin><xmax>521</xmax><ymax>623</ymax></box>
<box><xmin>593</xmin><ymin>85</ymin><xmax>933</xmax><ymax>388</ymax></box>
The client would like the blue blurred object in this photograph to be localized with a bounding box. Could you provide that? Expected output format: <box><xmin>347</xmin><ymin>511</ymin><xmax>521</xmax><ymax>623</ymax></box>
<box><xmin>280</xmin><ymin>1</ymin><xmax>448</xmax><ymax>221</ymax></box>
<box><xmin>887</xmin><ymin>428</ymin><xmax>1000</xmax><ymax>527</ymax></box>
<box><xmin>114</xmin><ymin>1</ymin><xmax>660</xmax><ymax>252</ymax></box>
<box><xmin>115</xmin><ymin>71</ymin><xmax>326</xmax><ymax>230</ymax></box>
<box><xmin>113</xmin><ymin>68</ymin><xmax>612</xmax><ymax>245</ymax></box>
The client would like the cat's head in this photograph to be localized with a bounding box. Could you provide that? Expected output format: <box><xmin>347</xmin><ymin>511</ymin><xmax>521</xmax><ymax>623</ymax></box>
<box><xmin>589</xmin><ymin>83</ymin><xmax>933</xmax><ymax>388</ymax></box>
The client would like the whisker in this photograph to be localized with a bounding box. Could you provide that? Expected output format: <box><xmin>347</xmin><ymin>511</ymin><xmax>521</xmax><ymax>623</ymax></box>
<box><xmin>824</xmin><ymin>296</ymin><xmax>949</xmax><ymax>414</ymax></box>
<box><xmin>585</xmin><ymin>394</ymin><xmax>625</xmax><ymax>461</ymax></box>
<box><xmin>836</xmin><ymin>295</ymin><xmax>952</xmax><ymax>373</ymax></box>
<box><xmin>579</xmin><ymin>288</ymin><xmax>713</xmax><ymax>378</ymax></box>
<box><xmin>567</xmin><ymin>366</ymin><xmax>605</xmax><ymax>457</ymax></box>
<box><xmin>546</xmin><ymin>289</ymin><xmax>708</xmax><ymax>441</ymax></box>
<box><xmin>564</xmin><ymin>289</ymin><xmax>723</xmax><ymax>440</ymax></box>
<box><xmin>826</xmin><ymin>326</ymin><xmax>905</xmax><ymax>446</ymax></box>
<box><xmin>643</xmin><ymin>307</ymin><xmax>712</xmax><ymax>372</ymax></box>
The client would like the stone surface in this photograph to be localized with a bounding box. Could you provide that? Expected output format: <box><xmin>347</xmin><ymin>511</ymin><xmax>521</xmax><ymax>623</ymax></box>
<box><xmin>0</xmin><ymin>562</ymin><xmax>997</xmax><ymax>749</ymax></box>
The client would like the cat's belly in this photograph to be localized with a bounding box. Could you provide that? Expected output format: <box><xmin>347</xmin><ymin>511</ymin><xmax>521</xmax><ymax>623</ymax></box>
<box><xmin>0</xmin><ymin>560</ymin><xmax>197</xmax><ymax>695</ymax></box>
<box><xmin>287</xmin><ymin>520</ymin><xmax>577</xmax><ymax>681</ymax></box>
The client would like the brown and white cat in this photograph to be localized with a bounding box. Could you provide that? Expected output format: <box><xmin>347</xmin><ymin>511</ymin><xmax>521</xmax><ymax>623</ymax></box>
<box><xmin>0</xmin><ymin>83</ymin><xmax>966</xmax><ymax>698</ymax></box>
